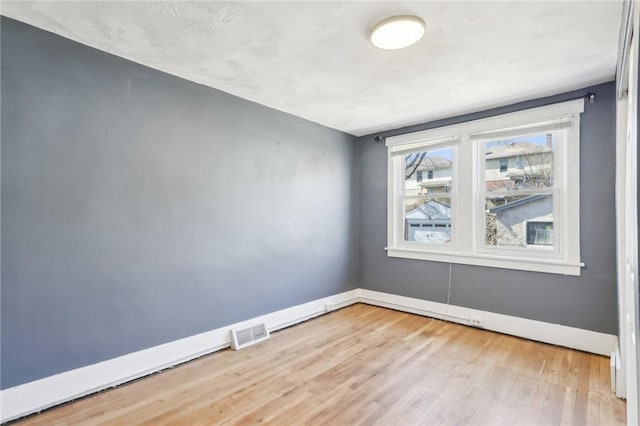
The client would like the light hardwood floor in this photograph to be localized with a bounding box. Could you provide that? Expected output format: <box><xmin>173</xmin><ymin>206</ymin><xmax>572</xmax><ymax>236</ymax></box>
<box><xmin>13</xmin><ymin>304</ymin><xmax>625</xmax><ymax>425</ymax></box>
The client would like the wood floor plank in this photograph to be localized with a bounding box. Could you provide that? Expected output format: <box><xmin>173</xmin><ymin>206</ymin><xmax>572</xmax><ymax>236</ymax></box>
<box><xmin>12</xmin><ymin>304</ymin><xmax>625</xmax><ymax>426</ymax></box>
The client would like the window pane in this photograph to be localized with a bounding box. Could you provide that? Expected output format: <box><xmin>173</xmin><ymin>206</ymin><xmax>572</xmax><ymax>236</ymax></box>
<box><xmin>404</xmin><ymin>198</ymin><xmax>452</xmax><ymax>244</ymax></box>
<box><xmin>484</xmin><ymin>133</ymin><xmax>554</xmax><ymax>191</ymax></box>
<box><xmin>526</xmin><ymin>222</ymin><xmax>554</xmax><ymax>246</ymax></box>
<box><xmin>404</xmin><ymin>147</ymin><xmax>453</xmax><ymax>196</ymax></box>
<box><xmin>484</xmin><ymin>194</ymin><xmax>553</xmax><ymax>248</ymax></box>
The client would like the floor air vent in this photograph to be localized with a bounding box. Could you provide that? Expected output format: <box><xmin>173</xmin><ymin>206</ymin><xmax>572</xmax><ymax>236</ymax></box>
<box><xmin>230</xmin><ymin>323</ymin><xmax>270</xmax><ymax>350</ymax></box>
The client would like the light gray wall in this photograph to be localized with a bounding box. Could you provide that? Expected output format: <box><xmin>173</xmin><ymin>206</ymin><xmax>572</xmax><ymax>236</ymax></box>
<box><xmin>1</xmin><ymin>17</ymin><xmax>358</xmax><ymax>389</ymax></box>
<box><xmin>358</xmin><ymin>82</ymin><xmax>618</xmax><ymax>334</ymax></box>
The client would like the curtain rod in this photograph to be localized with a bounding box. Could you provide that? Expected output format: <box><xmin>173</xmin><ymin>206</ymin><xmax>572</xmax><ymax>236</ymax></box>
<box><xmin>373</xmin><ymin>91</ymin><xmax>596</xmax><ymax>142</ymax></box>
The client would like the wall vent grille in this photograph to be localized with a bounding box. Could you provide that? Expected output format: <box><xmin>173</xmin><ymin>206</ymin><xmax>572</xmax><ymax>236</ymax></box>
<box><xmin>230</xmin><ymin>323</ymin><xmax>270</xmax><ymax>350</ymax></box>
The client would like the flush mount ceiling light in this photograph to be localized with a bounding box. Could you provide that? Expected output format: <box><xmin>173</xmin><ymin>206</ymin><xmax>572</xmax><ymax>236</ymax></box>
<box><xmin>370</xmin><ymin>15</ymin><xmax>425</xmax><ymax>50</ymax></box>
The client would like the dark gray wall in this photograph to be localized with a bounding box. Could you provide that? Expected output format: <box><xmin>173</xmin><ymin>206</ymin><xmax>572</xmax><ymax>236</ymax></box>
<box><xmin>358</xmin><ymin>82</ymin><xmax>618</xmax><ymax>334</ymax></box>
<box><xmin>1</xmin><ymin>18</ymin><xmax>358</xmax><ymax>389</ymax></box>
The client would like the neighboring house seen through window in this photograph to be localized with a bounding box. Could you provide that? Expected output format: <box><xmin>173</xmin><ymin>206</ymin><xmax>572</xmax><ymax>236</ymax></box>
<box><xmin>386</xmin><ymin>100</ymin><xmax>583</xmax><ymax>275</ymax></box>
<box><xmin>526</xmin><ymin>221</ymin><xmax>554</xmax><ymax>246</ymax></box>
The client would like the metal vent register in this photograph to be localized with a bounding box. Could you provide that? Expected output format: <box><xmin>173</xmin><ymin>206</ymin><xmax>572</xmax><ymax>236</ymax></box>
<box><xmin>230</xmin><ymin>323</ymin><xmax>270</xmax><ymax>350</ymax></box>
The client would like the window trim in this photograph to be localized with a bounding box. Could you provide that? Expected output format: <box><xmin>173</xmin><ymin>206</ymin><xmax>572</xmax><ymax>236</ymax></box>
<box><xmin>386</xmin><ymin>99</ymin><xmax>584</xmax><ymax>276</ymax></box>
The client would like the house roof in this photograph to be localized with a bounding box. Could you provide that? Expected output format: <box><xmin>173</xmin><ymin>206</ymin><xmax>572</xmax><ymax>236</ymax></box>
<box><xmin>485</xmin><ymin>142</ymin><xmax>550</xmax><ymax>160</ymax></box>
<box><xmin>406</xmin><ymin>200</ymin><xmax>451</xmax><ymax>220</ymax></box>
<box><xmin>489</xmin><ymin>194</ymin><xmax>552</xmax><ymax>213</ymax></box>
<box><xmin>416</xmin><ymin>156</ymin><xmax>452</xmax><ymax>171</ymax></box>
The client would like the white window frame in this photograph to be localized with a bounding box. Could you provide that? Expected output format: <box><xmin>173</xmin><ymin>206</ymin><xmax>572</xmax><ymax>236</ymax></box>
<box><xmin>386</xmin><ymin>99</ymin><xmax>584</xmax><ymax>276</ymax></box>
<box><xmin>388</xmin><ymin>137</ymin><xmax>459</xmax><ymax>253</ymax></box>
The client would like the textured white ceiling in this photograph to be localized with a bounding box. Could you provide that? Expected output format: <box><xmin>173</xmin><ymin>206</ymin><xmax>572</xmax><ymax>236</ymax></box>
<box><xmin>1</xmin><ymin>1</ymin><xmax>623</xmax><ymax>136</ymax></box>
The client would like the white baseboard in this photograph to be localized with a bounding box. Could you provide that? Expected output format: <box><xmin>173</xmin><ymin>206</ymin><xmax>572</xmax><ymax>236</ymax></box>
<box><xmin>358</xmin><ymin>289</ymin><xmax>617</xmax><ymax>356</ymax></box>
<box><xmin>0</xmin><ymin>289</ymin><xmax>360</xmax><ymax>423</ymax></box>
<box><xmin>0</xmin><ymin>287</ymin><xmax>617</xmax><ymax>423</ymax></box>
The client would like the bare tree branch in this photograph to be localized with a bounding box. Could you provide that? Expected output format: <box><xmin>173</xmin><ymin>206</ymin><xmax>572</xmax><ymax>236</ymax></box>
<box><xmin>405</xmin><ymin>152</ymin><xmax>426</xmax><ymax>179</ymax></box>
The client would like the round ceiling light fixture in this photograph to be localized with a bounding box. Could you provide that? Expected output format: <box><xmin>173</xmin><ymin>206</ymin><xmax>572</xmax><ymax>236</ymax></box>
<box><xmin>370</xmin><ymin>15</ymin><xmax>425</xmax><ymax>50</ymax></box>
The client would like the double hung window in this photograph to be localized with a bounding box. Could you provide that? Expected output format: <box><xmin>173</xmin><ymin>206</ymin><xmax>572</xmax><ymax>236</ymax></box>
<box><xmin>386</xmin><ymin>100</ymin><xmax>584</xmax><ymax>275</ymax></box>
